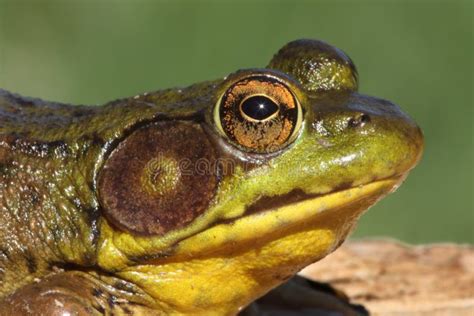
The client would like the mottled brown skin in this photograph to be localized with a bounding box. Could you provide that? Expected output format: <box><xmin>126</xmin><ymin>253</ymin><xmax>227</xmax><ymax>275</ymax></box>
<box><xmin>0</xmin><ymin>39</ymin><xmax>423</xmax><ymax>315</ymax></box>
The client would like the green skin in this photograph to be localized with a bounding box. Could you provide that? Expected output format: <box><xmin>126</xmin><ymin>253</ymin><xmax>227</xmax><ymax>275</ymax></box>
<box><xmin>0</xmin><ymin>39</ymin><xmax>422</xmax><ymax>314</ymax></box>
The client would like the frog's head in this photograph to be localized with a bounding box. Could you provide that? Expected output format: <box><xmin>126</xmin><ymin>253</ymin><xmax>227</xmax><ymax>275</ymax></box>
<box><xmin>95</xmin><ymin>39</ymin><xmax>423</xmax><ymax>313</ymax></box>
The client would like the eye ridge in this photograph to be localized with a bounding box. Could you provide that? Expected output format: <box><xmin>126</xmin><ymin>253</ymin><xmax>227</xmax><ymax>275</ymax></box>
<box><xmin>239</xmin><ymin>94</ymin><xmax>280</xmax><ymax>122</ymax></box>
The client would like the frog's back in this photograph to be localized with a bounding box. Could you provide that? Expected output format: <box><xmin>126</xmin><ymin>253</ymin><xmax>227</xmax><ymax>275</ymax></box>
<box><xmin>0</xmin><ymin>89</ymin><xmax>94</xmax><ymax>136</ymax></box>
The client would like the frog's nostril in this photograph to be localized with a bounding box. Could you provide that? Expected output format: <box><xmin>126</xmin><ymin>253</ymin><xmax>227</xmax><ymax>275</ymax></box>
<box><xmin>348</xmin><ymin>114</ymin><xmax>371</xmax><ymax>128</ymax></box>
<box><xmin>360</xmin><ymin>114</ymin><xmax>371</xmax><ymax>124</ymax></box>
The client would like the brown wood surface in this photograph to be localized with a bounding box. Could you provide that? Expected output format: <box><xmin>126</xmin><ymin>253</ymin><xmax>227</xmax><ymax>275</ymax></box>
<box><xmin>300</xmin><ymin>239</ymin><xmax>474</xmax><ymax>316</ymax></box>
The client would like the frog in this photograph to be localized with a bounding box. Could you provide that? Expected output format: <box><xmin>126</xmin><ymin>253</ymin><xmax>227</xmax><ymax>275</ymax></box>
<box><xmin>0</xmin><ymin>39</ymin><xmax>423</xmax><ymax>315</ymax></box>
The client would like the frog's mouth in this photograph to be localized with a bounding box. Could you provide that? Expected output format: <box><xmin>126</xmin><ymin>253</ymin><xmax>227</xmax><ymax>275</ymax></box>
<box><xmin>172</xmin><ymin>177</ymin><xmax>402</xmax><ymax>257</ymax></box>
<box><xmin>213</xmin><ymin>176</ymin><xmax>403</xmax><ymax>226</ymax></box>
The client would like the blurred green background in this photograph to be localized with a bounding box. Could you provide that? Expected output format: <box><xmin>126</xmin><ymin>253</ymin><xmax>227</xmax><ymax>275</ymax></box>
<box><xmin>0</xmin><ymin>0</ymin><xmax>472</xmax><ymax>243</ymax></box>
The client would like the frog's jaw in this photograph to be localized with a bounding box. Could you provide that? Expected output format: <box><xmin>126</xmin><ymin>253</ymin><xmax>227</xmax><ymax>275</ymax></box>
<box><xmin>116</xmin><ymin>178</ymin><xmax>398</xmax><ymax>315</ymax></box>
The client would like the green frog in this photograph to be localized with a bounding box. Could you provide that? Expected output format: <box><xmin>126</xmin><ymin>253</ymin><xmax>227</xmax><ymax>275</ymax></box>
<box><xmin>0</xmin><ymin>39</ymin><xmax>423</xmax><ymax>315</ymax></box>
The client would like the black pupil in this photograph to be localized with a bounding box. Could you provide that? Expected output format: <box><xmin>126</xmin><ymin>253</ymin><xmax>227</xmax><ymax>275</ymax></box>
<box><xmin>240</xmin><ymin>96</ymin><xmax>279</xmax><ymax>121</ymax></box>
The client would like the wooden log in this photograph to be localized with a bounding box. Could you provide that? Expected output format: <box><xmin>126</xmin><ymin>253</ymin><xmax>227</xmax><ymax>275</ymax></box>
<box><xmin>300</xmin><ymin>239</ymin><xmax>474</xmax><ymax>316</ymax></box>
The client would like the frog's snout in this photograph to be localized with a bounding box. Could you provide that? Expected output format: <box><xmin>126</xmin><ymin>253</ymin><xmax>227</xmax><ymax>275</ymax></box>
<box><xmin>310</xmin><ymin>93</ymin><xmax>424</xmax><ymax>179</ymax></box>
<box><xmin>397</xmin><ymin>117</ymin><xmax>424</xmax><ymax>172</ymax></box>
<box><xmin>370</xmin><ymin>104</ymin><xmax>424</xmax><ymax>175</ymax></box>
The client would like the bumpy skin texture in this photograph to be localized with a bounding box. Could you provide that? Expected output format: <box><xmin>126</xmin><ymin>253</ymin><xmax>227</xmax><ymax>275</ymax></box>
<box><xmin>0</xmin><ymin>39</ymin><xmax>423</xmax><ymax>315</ymax></box>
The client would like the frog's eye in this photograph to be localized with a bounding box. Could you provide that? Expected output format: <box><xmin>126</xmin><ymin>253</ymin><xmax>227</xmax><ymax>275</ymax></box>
<box><xmin>214</xmin><ymin>75</ymin><xmax>302</xmax><ymax>153</ymax></box>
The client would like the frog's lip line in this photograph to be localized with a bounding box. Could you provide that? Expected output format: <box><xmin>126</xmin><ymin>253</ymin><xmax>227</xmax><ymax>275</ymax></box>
<box><xmin>168</xmin><ymin>177</ymin><xmax>402</xmax><ymax>258</ymax></box>
<box><xmin>213</xmin><ymin>175</ymin><xmax>404</xmax><ymax>227</ymax></box>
